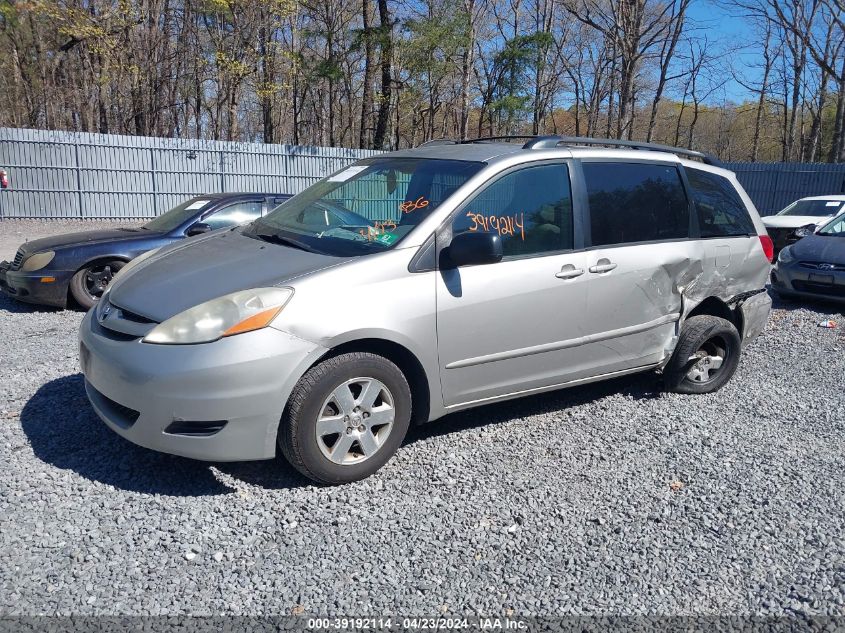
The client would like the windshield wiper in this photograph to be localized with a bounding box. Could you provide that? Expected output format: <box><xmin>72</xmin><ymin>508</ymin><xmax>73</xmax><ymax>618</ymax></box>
<box><xmin>253</xmin><ymin>232</ymin><xmax>315</xmax><ymax>253</ymax></box>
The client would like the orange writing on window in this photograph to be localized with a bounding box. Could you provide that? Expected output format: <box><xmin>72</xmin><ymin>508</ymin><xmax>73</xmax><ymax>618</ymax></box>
<box><xmin>399</xmin><ymin>197</ymin><xmax>429</xmax><ymax>214</ymax></box>
<box><xmin>466</xmin><ymin>211</ymin><xmax>525</xmax><ymax>240</ymax></box>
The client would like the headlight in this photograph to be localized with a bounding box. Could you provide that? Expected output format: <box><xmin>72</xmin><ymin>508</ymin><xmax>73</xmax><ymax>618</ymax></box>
<box><xmin>113</xmin><ymin>247</ymin><xmax>161</xmax><ymax>281</ymax></box>
<box><xmin>792</xmin><ymin>224</ymin><xmax>816</xmax><ymax>238</ymax></box>
<box><xmin>777</xmin><ymin>246</ymin><xmax>794</xmax><ymax>264</ymax></box>
<box><xmin>143</xmin><ymin>287</ymin><xmax>293</xmax><ymax>345</ymax></box>
<box><xmin>21</xmin><ymin>251</ymin><xmax>55</xmax><ymax>271</ymax></box>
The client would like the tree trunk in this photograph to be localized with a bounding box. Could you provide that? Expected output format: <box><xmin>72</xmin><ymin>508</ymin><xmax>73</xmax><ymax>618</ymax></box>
<box><xmin>359</xmin><ymin>0</ymin><xmax>375</xmax><ymax>148</ymax></box>
<box><xmin>373</xmin><ymin>0</ymin><xmax>393</xmax><ymax>150</ymax></box>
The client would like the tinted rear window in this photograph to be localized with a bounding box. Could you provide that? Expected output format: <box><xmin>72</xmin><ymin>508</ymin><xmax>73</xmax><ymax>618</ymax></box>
<box><xmin>685</xmin><ymin>168</ymin><xmax>755</xmax><ymax>237</ymax></box>
<box><xmin>583</xmin><ymin>162</ymin><xmax>689</xmax><ymax>246</ymax></box>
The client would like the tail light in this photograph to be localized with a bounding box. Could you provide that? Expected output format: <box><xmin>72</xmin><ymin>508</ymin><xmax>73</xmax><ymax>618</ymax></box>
<box><xmin>759</xmin><ymin>235</ymin><xmax>774</xmax><ymax>263</ymax></box>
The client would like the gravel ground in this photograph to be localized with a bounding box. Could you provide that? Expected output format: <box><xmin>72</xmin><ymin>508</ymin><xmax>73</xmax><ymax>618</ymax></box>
<box><xmin>1</xmin><ymin>220</ymin><xmax>844</xmax><ymax>617</ymax></box>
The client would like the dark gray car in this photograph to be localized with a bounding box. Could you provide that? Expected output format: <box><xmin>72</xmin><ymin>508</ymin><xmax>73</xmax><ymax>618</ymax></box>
<box><xmin>0</xmin><ymin>193</ymin><xmax>291</xmax><ymax>309</ymax></box>
<box><xmin>771</xmin><ymin>213</ymin><xmax>845</xmax><ymax>304</ymax></box>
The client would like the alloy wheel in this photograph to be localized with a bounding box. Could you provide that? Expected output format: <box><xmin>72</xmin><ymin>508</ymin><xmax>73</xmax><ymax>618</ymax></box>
<box><xmin>315</xmin><ymin>377</ymin><xmax>395</xmax><ymax>465</ymax></box>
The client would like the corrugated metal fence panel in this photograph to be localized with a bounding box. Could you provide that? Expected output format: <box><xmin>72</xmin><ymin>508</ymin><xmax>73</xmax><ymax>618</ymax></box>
<box><xmin>3</xmin><ymin>128</ymin><xmax>844</xmax><ymax>220</ymax></box>
<box><xmin>0</xmin><ymin>128</ymin><xmax>379</xmax><ymax>219</ymax></box>
<box><xmin>725</xmin><ymin>162</ymin><xmax>845</xmax><ymax>216</ymax></box>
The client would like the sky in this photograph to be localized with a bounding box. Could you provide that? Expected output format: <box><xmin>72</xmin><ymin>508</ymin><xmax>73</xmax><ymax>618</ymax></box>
<box><xmin>684</xmin><ymin>0</ymin><xmax>761</xmax><ymax>104</ymax></box>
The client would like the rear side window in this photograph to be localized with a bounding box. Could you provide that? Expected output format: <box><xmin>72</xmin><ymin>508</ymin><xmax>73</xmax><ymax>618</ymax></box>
<box><xmin>583</xmin><ymin>162</ymin><xmax>689</xmax><ymax>246</ymax></box>
<box><xmin>685</xmin><ymin>168</ymin><xmax>755</xmax><ymax>237</ymax></box>
<box><xmin>452</xmin><ymin>163</ymin><xmax>573</xmax><ymax>257</ymax></box>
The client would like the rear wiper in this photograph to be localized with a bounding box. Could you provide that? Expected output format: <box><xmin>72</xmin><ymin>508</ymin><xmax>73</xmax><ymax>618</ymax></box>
<box><xmin>254</xmin><ymin>232</ymin><xmax>315</xmax><ymax>253</ymax></box>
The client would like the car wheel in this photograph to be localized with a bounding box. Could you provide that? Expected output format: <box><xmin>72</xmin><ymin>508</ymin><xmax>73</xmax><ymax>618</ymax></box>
<box><xmin>664</xmin><ymin>315</ymin><xmax>742</xmax><ymax>394</ymax></box>
<box><xmin>69</xmin><ymin>260</ymin><xmax>125</xmax><ymax>310</ymax></box>
<box><xmin>279</xmin><ymin>352</ymin><xmax>412</xmax><ymax>484</ymax></box>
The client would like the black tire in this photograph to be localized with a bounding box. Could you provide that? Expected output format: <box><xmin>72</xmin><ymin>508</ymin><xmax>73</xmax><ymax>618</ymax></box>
<box><xmin>279</xmin><ymin>352</ymin><xmax>412</xmax><ymax>485</ymax></box>
<box><xmin>69</xmin><ymin>260</ymin><xmax>125</xmax><ymax>310</ymax></box>
<box><xmin>664</xmin><ymin>315</ymin><xmax>742</xmax><ymax>394</ymax></box>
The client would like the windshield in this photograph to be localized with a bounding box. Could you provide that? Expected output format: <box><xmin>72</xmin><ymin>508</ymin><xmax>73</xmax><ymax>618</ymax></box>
<box><xmin>143</xmin><ymin>197</ymin><xmax>213</xmax><ymax>232</ymax></box>
<box><xmin>246</xmin><ymin>157</ymin><xmax>484</xmax><ymax>256</ymax></box>
<box><xmin>818</xmin><ymin>214</ymin><xmax>845</xmax><ymax>237</ymax></box>
<box><xmin>778</xmin><ymin>199</ymin><xmax>844</xmax><ymax>217</ymax></box>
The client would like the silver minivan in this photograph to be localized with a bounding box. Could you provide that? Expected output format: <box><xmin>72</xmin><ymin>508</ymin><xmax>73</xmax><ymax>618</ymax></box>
<box><xmin>79</xmin><ymin>137</ymin><xmax>774</xmax><ymax>484</ymax></box>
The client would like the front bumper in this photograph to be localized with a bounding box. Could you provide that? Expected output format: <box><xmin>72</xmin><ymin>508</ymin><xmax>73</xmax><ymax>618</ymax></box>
<box><xmin>771</xmin><ymin>261</ymin><xmax>845</xmax><ymax>304</ymax></box>
<box><xmin>0</xmin><ymin>261</ymin><xmax>72</xmax><ymax>308</ymax></box>
<box><xmin>79</xmin><ymin>310</ymin><xmax>328</xmax><ymax>461</ymax></box>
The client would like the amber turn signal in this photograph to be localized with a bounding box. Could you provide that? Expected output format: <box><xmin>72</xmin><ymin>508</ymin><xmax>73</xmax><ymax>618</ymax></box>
<box><xmin>222</xmin><ymin>306</ymin><xmax>283</xmax><ymax>337</ymax></box>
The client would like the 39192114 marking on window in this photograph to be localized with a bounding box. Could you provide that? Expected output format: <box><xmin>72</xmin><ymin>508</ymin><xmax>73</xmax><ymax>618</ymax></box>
<box><xmin>466</xmin><ymin>211</ymin><xmax>525</xmax><ymax>240</ymax></box>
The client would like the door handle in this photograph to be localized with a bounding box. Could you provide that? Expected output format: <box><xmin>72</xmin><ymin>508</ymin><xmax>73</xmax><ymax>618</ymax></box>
<box><xmin>589</xmin><ymin>260</ymin><xmax>618</xmax><ymax>274</ymax></box>
<box><xmin>555</xmin><ymin>265</ymin><xmax>584</xmax><ymax>279</ymax></box>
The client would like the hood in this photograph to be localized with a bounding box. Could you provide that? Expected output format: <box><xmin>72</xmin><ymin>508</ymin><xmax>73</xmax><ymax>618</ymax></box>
<box><xmin>18</xmin><ymin>228</ymin><xmax>155</xmax><ymax>255</ymax></box>
<box><xmin>762</xmin><ymin>215</ymin><xmax>831</xmax><ymax>229</ymax></box>
<box><xmin>108</xmin><ymin>228</ymin><xmax>347</xmax><ymax>322</ymax></box>
<box><xmin>788</xmin><ymin>233</ymin><xmax>845</xmax><ymax>266</ymax></box>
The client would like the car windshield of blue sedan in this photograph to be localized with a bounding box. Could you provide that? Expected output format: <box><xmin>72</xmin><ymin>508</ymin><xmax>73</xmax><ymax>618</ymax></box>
<box><xmin>779</xmin><ymin>199</ymin><xmax>844</xmax><ymax>217</ymax></box>
<box><xmin>143</xmin><ymin>197</ymin><xmax>212</xmax><ymax>232</ymax></box>
<box><xmin>818</xmin><ymin>215</ymin><xmax>845</xmax><ymax>237</ymax></box>
<box><xmin>245</xmin><ymin>157</ymin><xmax>483</xmax><ymax>256</ymax></box>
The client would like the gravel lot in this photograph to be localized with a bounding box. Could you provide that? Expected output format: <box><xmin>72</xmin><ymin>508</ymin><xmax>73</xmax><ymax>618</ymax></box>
<box><xmin>1</xmin><ymin>220</ymin><xmax>844</xmax><ymax>618</ymax></box>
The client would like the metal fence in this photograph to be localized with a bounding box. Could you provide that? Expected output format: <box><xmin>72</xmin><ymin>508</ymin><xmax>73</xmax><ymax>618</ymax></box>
<box><xmin>725</xmin><ymin>162</ymin><xmax>845</xmax><ymax>216</ymax></box>
<box><xmin>0</xmin><ymin>127</ymin><xmax>378</xmax><ymax>219</ymax></box>
<box><xmin>1</xmin><ymin>127</ymin><xmax>844</xmax><ymax>219</ymax></box>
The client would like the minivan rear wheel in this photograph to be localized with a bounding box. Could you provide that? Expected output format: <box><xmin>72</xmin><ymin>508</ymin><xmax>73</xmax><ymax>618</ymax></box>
<box><xmin>664</xmin><ymin>315</ymin><xmax>742</xmax><ymax>394</ymax></box>
<box><xmin>279</xmin><ymin>352</ymin><xmax>411</xmax><ymax>484</ymax></box>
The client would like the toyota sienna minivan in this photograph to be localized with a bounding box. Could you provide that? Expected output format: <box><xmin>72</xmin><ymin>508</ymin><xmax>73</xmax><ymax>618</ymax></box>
<box><xmin>79</xmin><ymin>136</ymin><xmax>773</xmax><ymax>484</ymax></box>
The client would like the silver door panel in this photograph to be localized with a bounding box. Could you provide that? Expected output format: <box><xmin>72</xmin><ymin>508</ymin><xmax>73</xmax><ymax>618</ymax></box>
<box><xmin>436</xmin><ymin>253</ymin><xmax>590</xmax><ymax>406</ymax></box>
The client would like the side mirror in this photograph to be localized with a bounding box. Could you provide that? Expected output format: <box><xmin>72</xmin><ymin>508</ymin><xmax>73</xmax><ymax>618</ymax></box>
<box><xmin>444</xmin><ymin>231</ymin><xmax>503</xmax><ymax>268</ymax></box>
<box><xmin>186</xmin><ymin>222</ymin><xmax>212</xmax><ymax>237</ymax></box>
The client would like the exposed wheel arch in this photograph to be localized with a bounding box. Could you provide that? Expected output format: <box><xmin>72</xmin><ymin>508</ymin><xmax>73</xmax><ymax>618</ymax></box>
<box><xmin>685</xmin><ymin>296</ymin><xmax>743</xmax><ymax>338</ymax></box>
<box><xmin>313</xmin><ymin>338</ymin><xmax>431</xmax><ymax>427</ymax></box>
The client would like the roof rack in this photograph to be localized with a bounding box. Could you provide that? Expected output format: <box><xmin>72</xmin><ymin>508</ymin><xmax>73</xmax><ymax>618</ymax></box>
<box><xmin>521</xmin><ymin>135</ymin><xmax>723</xmax><ymax>166</ymax></box>
<box><xmin>417</xmin><ymin>134</ymin><xmax>722</xmax><ymax>166</ymax></box>
<box><xmin>421</xmin><ymin>135</ymin><xmax>547</xmax><ymax>146</ymax></box>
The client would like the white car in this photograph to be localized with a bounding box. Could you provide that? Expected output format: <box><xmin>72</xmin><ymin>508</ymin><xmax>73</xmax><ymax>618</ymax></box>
<box><xmin>762</xmin><ymin>195</ymin><xmax>845</xmax><ymax>252</ymax></box>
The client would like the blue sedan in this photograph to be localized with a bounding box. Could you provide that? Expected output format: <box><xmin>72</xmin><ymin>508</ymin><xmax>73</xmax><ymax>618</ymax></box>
<box><xmin>0</xmin><ymin>193</ymin><xmax>291</xmax><ymax>309</ymax></box>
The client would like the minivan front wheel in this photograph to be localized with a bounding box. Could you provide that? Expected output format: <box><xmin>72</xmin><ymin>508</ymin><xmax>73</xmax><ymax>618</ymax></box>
<box><xmin>664</xmin><ymin>315</ymin><xmax>742</xmax><ymax>394</ymax></box>
<box><xmin>279</xmin><ymin>352</ymin><xmax>411</xmax><ymax>484</ymax></box>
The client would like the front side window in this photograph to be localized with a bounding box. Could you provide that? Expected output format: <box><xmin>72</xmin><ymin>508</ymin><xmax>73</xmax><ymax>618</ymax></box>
<box><xmin>451</xmin><ymin>164</ymin><xmax>574</xmax><ymax>257</ymax></box>
<box><xmin>203</xmin><ymin>201</ymin><xmax>263</xmax><ymax>230</ymax></box>
<box><xmin>247</xmin><ymin>158</ymin><xmax>483</xmax><ymax>256</ymax></box>
<box><xmin>686</xmin><ymin>168</ymin><xmax>755</xmax><ymax>237</ymax></box>
<box><xmin>584</xmin><ymin>162</ymin><xmax>689</xmax><ymax>247</ymax></box>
